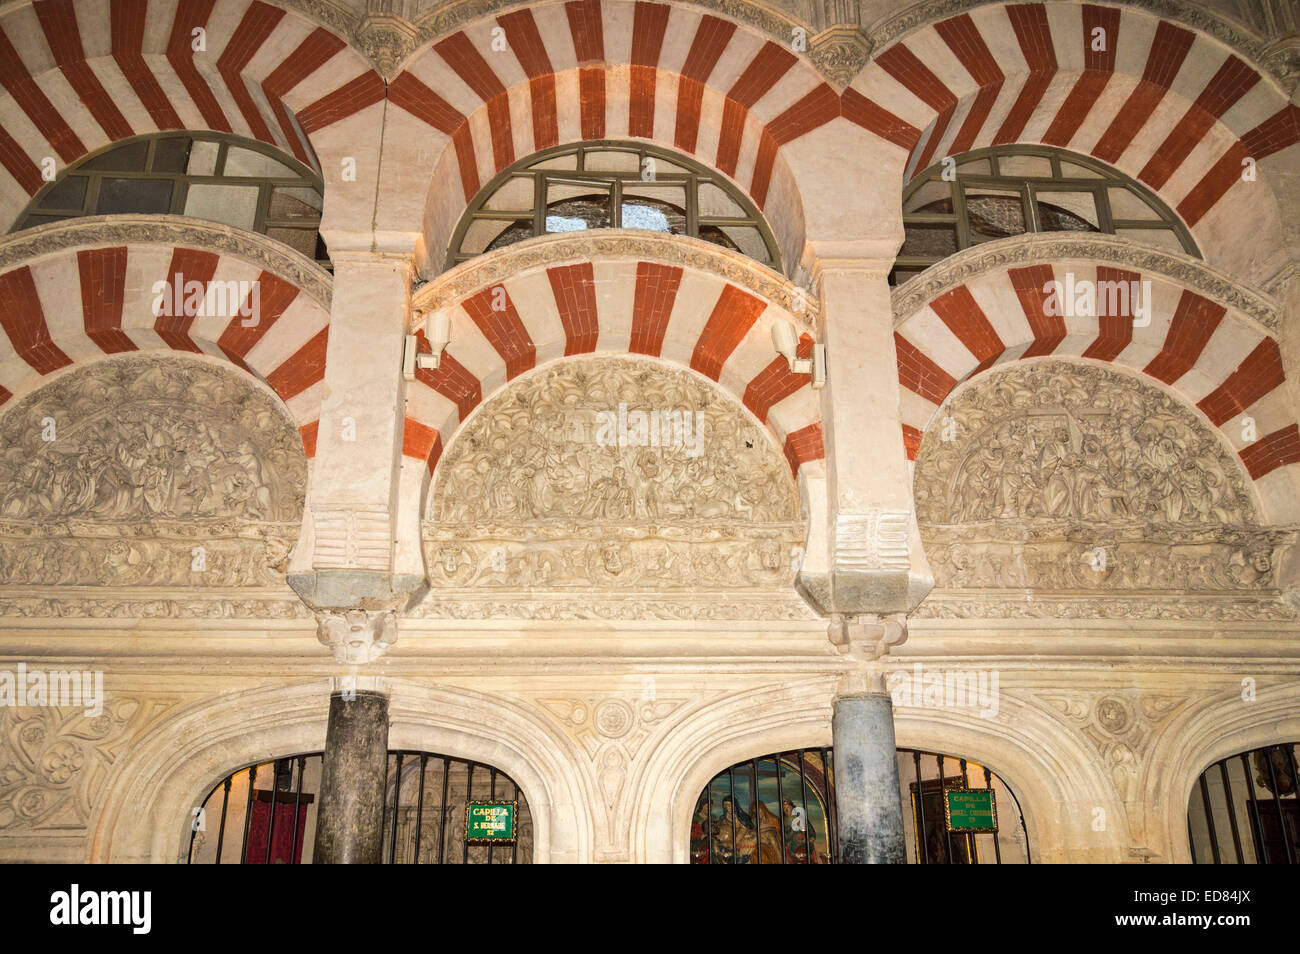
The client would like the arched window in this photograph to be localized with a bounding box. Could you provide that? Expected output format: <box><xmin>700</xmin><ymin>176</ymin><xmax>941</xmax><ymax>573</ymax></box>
<box><xmin>893</xmin><ymin>145</ymin><xmax>1199</xmax><ymax>285</ymax></box>
<box><xmin>13</xmin><ymin>132</ymin><xmax>330</xmax><ymax>269</ymax></box>
<box><xmin>188</xmin><ymin>750</ymin><xmax>532</xmax><ymax>864</ymax></box>
<box><xmin>1188</xmin><ymin>742</ymin><xmax>1299</xmax><ymax>863</ymax></box>
<box><xmin>448</xmin><ymin>141</ymin><xmax>780</xmax><ymax>271</ymax></box>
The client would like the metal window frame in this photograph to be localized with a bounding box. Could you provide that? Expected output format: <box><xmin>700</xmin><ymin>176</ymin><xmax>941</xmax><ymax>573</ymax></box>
<box><xmin>447</xmin><ymin>140</ymin><xmax>781</xmax><ymax>272</ymax></box>
<box><xmin>13</xmin><ymin>131</ymin><xmax>329</xmax><ymax>268</ymax></box>
<box><xmin>894</xmin><ymin>144</ymin><xmax>1200</xmax><ymax>280</ymax></box>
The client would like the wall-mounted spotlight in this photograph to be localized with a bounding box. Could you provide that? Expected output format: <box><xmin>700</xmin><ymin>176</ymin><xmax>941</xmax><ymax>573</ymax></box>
<box><xmin>772</xmin><ymin>320</ymin><xmax>826</xmax><ymax>389</ymax></box>
<box><xmin>403</xmin><ymin>310</ymin><xmax>451</xmax><ymax>381</ymax></box>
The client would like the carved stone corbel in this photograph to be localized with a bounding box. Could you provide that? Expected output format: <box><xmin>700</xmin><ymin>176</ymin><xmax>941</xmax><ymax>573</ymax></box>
<box><xmin>315</xmin><ymin>609</ymin><xmax>398</xmax><ymax>665</ymax></box>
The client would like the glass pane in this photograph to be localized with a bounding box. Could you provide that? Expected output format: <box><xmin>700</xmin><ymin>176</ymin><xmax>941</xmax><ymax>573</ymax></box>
<box><xmin>900</xmin><ymin>222</ymin><xmax>958</xmax><ymax>258</ymax></box>
<box><xmin>890</xmin><ymin>266</ymin><xmax>926</xmax><ymax>286</ymax></box>
<box><xmin>37</xmin><ymin>175</ymin><xmax>88</xmax><ymax>211</ymax></box>
<box><xmin>963</xmin><ymin>189</ymin><xmax>1025</xmax><ymax>240</ymax></box>
<box><xmin>151</xmin><ymin>136</ymin><xmax>193</xmax><ymax>173</ymax></box>
<box><xmin>529</xmin><ymin>153</ymin><xmax>578</xmax><ymax>171</ymax></box>
<box><xmin>710</xmin><ymin>225</ymin><xmax>769</xmax><ymax>263</ymax></box>
<box><xmin>467</xmin><ymin>217</ymin><xmax>528</xmax><ymax>255</ymax></box>
<box><xmin>1108</xmin><ymin>187</ymin><xmax>1161</xmax><ymax>220</ymax></box>
<box><xmin>20</xmin><ymin>212</ymin><xmax>74</xmax><ymax>227</ymax></box>
<box><xmin>96</xmin><ymin>177</ymin><xmax>173</xmax><ymax>214</ymax></box>
<box><xmin>268</xmin><ymin>186</ymin><xmax>322</xmax><ymax>221</ymax></box>
<box><xmin>1036</xmin><ymin>191</ymin><xmax>1100</xmax><ymax>230</ymax></box>
<box><xmin>955</xmin><ymin>158</ymin><xmax>990</xmax><ymax>175</ymax></box>
<box><xmin>184</xmin><ymin>183</ymin><xmax>259</xmax><ymax>230</ymax></box>
<box><xmin>995</xmin><ymin>154</ymin><xmax>1052</xmax><ymax>177</ymax></box>
<box><xmin>1060</xmin><ymin>161</ymin><xmax>1105</xmax><ymax>178</ymax></box>
<box><xmin>698</xmin><ymin>182</ymin><xmax>744</xmax><ymax>218</ymax></box>
<box><xmin>904</xmin><ymin>180</ymin><xmax>953</xmax><ymax>215</ymax></box>
<box><xmin>82</xmin><ymin>141</ymin><xmax>149</xmax><ymax>172</ymax></box>
<box><xmin>483</xmin><ymin>176</ymin><xmax>535</xmax><ymax>212</ymax></box>
<box><xmin>267</xmin><ymin>227</ymin><xmax>317</xmax><ymax>258</ymax></box>
<box><xmin>1115</xmin><ymin>228</ymin><xmax>1185</xmax><ymax>252</ymax></box>
<box><xmin>187</xmin><ymin>140</ymin><xmax>220</xmax><ymax>177</ymax></box>
<box><xmin>621</xmin><ymin>183</ymin><xmax>686</xmax><ymax>233</ymax></box>
<box><xmin>581</xmin><ymin>149</ymin><xmax>640</xmax><ymax>174</ymax></box>
<box><xmin>223</xmin><ymin>147</ymin><xmax>297</xmax><ymax>179</ymax></box>
<box><xmin>545</xmin><ymin>181</ymin><xmax>610</xmax><ymax>232</ymax></box>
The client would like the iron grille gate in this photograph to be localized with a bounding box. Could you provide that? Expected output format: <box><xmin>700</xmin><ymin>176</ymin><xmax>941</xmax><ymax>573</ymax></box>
<box><xmin>690</xmin><ymin>747</ymin><xmax>1030</xmax><ymax>864</ymax></box>
<box><xmin>188</xmin><ymin>750</ymin><xmax>532</xmax><ymax>864</ymax></box>
<box><xmin>1188</xmin><ymin>742</ymin><xmax>1300</xmax><ymax>864</ymax></box>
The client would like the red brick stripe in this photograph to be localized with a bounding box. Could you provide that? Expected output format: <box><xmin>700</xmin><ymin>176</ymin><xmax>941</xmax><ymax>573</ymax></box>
<box><xmin>0</xmin><ymin>125</ymin><xmax>43</xmax><ymax>194</ymax></box>
<box><xmin>1140</xmin><ymin>54</ymin><xmax>1259</xmax><ymax>189</ymax></box>
<box><xmin>0</xmin><ymin>26</ymin><xmax>86</xmax><ymax>162</ymax></box>
<box><xmin>690</xmin><ymin>284</ymin><xmax>766</xmax><ymax>380</ymax></box>
<box><xmin>462</xmin><ymin>285</ymin><xmax>537</xmax><ymax>379</ymax></box>
<box><xmin>111</xmin><ymin>0</ymin><xmax>185</xmax><ymax>130</ymax></box>
<box><xmin>414</xmin><ymin>336</ymin><xmax>481</xmax><ymax>421</ymax></box>
<box><xmin>1239</xmin><ymin>424</ymin><xmax>1300</xmax><ymax>480</ymax></box>
<box><xmin>995</xmin><ymin>3</ymin><xmax>1056</xmax><ymax>145</ymax></box>
<box><xmin>1142</xmin><ymin>291</ymin><xmax>1225</xmax><ymax>384</ymax></box>
<box><xmin>877</xmin><ymin>44</ymin><xmax>958</xmax><ymax>172</ymax></box>
<box><xmin>498</xmin><ymin>10</ymin><xmax>559</xmax><ymax>151</ymax></box>
<box><xmin>154</xmin><ymin>247</ymin><xmax>219</xmax><ymax>352</ymax></box>
<box><xmin>630</xmin><ymin>262</ymin><xmax>682</xmax><ymax>356</ymax></box>
<box><xmin>0</xmin><ymin>267</ymin><xmax>72</xmax><ymax>374</ymax></box>
<box><xmin>78</xmin><ymin>247</ymin><xmax>135</xmax><ymax>354</ymax></box>
<box><xmin>298</xmin><ymin>71</ymin><xmax>386</xmax><ymax>133</ymax></box>
<box><xmin>217</xmin><ymin>1</ymin><xmax>286</xmax><ymax>145</ymax></box>
<box><xmin>902</xmin><ymin>423</ymin><xmax>923</xmax><ymax>460</ymax></box>
<box><xmin>629</xmin><ymin>1</ymin><xmax>670</xmax><ymax>137</ymax></box>
<box><xmin>36</xmin><ymin>0</ymin><xmax>135</xmax><ymax>142</ymax></box>
<box><xmin>935</xmin><ymin>14</ymin><xmax>1004</xmax><ymax>155</ymax></box>
<box><xmin>266</xmin><ymin>324</ymin><xmax>328</xmax><ymax>402</ymax></box>
<box><xmin>783</xmin><ymin>422</ymin><xmax>824</xmax><ymax>475</ymax></box>
<box><xmin>402</xmin><ymin>417</ymin><xmax>443</xmax><ymax>474</ymax></box>
<box><xmin>167</xmin><ymin>0</ymin><xmax>232</xmax><ymax>133</ymax></box>
<box><xmin>1008</xmin><ymin>264</ymin><xmax>1064</xmax><ymax>358</ymax></box>
<box><xmin>1081</xmin><ymin>266</ymin><xmax>1141</xmax><ymax>361</ymax></box>
<box><xmin>548</xmin><ymin>263</ymin><xmax>600</xmax><ymax>355</ymax></box>
<box><xmin>1093</xmin><ymin>22</ymin><xmax>1193</xmax><ymax>163</ymax></box>
<box><xmin>675</xmin><ymin>16</ymin><xmax>735</xmax><ymax>153</ymax></box>
<box><xmin>930</xmin><ymin>285</ymin><xmax>1003</xmax><ymax>362</ymax></box>
<box><xmin>840</xmin><ymin>89</ymin><xmax>922</xmax><ymax>150</ymax></box>
<box><xmin>299</xmin><ymin>419</ymin><xmax>318</xmax><ymax>456</ymax></box>
<box><xmin>716</xmin><ymin>42</ymin><xmax>796</xmax><ymax>175</ymax></box>
<box><xmin>1197</xmin><ymin>338</ymin><xmax>1285</xmax><ymax>426</ymax></box>
<box><xmin>895</xmin><ymin>332</ymin><xmax>958</xmax><ymax>405</ymax></box>
<box><xmin>263</xmin><ymin>28</ymin><xmax>347</xmax><ymax>164</ymax></box>
<box><xmin>1178</xmin><ymin>106</ymin><xmax>1300</xmax><ymax>226</ymax></box>
<box><xmin>436</xmin><ymin>33</ymin><xmax>514</xmax><ymax>170</ymax></box>
<box><xmin>566</xmin><ymin>0</ymin><xmax>604</xmax><ymax>63</ymax></box>
<box><xmin>388</xmin><ymin>72</ymin><xmax>465</xmax><ymax>133</ymax></box>
<box><xmin>217</xmin><ymin>271</ymin><xmax>298</xmax><ymax>360</ymax></box>
<box><xmin>1042</xmin><ymin>4</ymin><xmax>1119</xmax><ymax>147</ymax></box>
<box><xmin>743</xmin><ymin>334</ymin><xmax>811</xmax><ymax>423</ymax></box>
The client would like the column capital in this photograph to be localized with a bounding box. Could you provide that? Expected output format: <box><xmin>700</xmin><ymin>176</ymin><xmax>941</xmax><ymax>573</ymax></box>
<box><xmin>801</xmin><ymin>238</ymin><xmax>900</xmax><ymax>283</ymax></box>
<box><xmin>315</xmin><ymin>608</ymin><xmax>398</xmax><ymax>665</ymax></box>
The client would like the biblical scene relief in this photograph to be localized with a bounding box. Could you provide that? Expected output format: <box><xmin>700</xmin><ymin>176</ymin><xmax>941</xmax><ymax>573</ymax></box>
<box><xmin>914</xmin><ymin>361</ymin><xmax>1290</xmax><ymax>599</ymax></box>
<box><xmin>423</xmin><ymin>357</ymin><xmax>805</xmax><ymax>611</ymax></box>
<box><xmin>691</xmin><ymin>751</ymin><xmax>833</xmax><ymax>864</ymax></box>
<box><xmin>0</xmin><ymin>355</ymin><xmax>306</xmax><ymax>590</ymax></box>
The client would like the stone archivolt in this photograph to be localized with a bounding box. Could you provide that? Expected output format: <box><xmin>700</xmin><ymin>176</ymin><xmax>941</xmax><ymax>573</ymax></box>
<box><xmin>913</xmin><ymin>361</ymin><xmax>1294</xmax><ymax>617</ymax></box>
<box><xmin>422</xmin><ymin>357</ymin><xmax>807</xmax><ymax>616</ymax></box>
<box><xmin>0</xmin><ymin>355</ymin><xmax>306</xmax><ymax>599</ymax></box>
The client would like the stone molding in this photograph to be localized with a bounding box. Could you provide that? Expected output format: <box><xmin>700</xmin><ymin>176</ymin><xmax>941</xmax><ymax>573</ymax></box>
<box><xmin>891</xmin><ymin>233</ymin><xmax>1280</xmax><ymax>334</ymax></box>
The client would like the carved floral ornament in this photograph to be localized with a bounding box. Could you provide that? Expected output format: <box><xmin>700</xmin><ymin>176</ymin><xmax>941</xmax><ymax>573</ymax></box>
<box><xmin>421</xmin><ymin>356</ymin><xmax>808</xmax><ymax>615</ymax></box>
<box><xmin>0</xmin><ymin>355</ymin><xmax>306</xmax><ymax>592</ymax></box>
<box><xmin>912</xmin><ymin>360</ymin><xmax>1295</xmax><ymax>604</ymax></box>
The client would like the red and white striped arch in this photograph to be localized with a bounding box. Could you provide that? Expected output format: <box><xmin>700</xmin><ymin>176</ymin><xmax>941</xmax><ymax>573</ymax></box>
<box><xmin>400</xmin><ymin>237</ymin><xmax>823</xmax><ymax>485</ymax></box>
<box><xmin>0</xmin><ymin>232</ymin><xmax>330</xmax><ymax>455</ymax></box>
<box><xmin>848</xmin><ymin>2</ymin><xmax>1300</xmax><ymax>287</ymax></box>
<box><xmin>0</xmin><ymin>0</ymin><xmax>381</xmax><ymax>229</ymax></box>
<box><xmin>318</xmin><ymin>0</ymin><xmax>910</xmax><ymax>271</ymax></box>
<box><xmin>894</xmin><ymin>260</ymin><xmax>1300</xmax><ymax>522</ymax></box>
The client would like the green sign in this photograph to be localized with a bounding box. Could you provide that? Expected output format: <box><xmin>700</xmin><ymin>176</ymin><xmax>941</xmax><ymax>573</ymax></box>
<box><xmin>465</xmin><ymin>800</ymin><xmax>517</xmax><ymax>843</ymax></box>
<box><xmin>944</xmin><ymin>788</ymin><xmax>998</xmax><ymax>833</ymax></box>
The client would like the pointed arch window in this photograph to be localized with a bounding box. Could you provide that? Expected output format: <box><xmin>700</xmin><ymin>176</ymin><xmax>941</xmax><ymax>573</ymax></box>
<box><xmin>12</xmin><ymin>132</ymin><xmax>330</xmax><ymax>269</ymax></box>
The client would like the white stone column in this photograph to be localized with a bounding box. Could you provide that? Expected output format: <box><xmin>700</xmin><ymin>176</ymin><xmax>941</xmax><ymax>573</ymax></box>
<box><xmin>287</xmin><ymin>248</ymin><xmax>426</xmax><ymax>621</ymax></box>
<box><xmin>798</xmin><ymin>245</ymin><xmax>933</xmax><ymax>617</ymax></box>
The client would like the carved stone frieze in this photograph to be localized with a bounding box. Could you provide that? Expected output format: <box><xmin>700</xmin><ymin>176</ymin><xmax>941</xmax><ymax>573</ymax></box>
<box><xmin>0</xmin><ymin>695</ymin><xmax>179</xmax><ymax>831</ymax></box>
<box><xmin>0</xmin><ymin>217</ymin><xmax>332</xmax><ymax>310</ymax></box>
<box><xmin>414</xmin><ymin>232</ymin><xmax>818</xmax><ymax>330</ymax></box>
<box><xmin>808</xmin><ymin>25</ymin><xmax>873</xmax><ymax>87</ymax></box>
<box><xmin>891</xmin><ymin>233</ymin><xmax>1279</xmax><ymax>334</ymax></box>
<box><xmin>407</xmin><ymin>594</ymin><xmax>818</xmax><ymax>620</ymax></box>
<box><xmin>911</xmin><ymin>593</ymin><xmax>1297</xmax><ymax>621</ymax></box>
<box><xmin>0</xmin><ymin>595</ymin><xmax>313</xmax><ymax>619</ymax></box>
